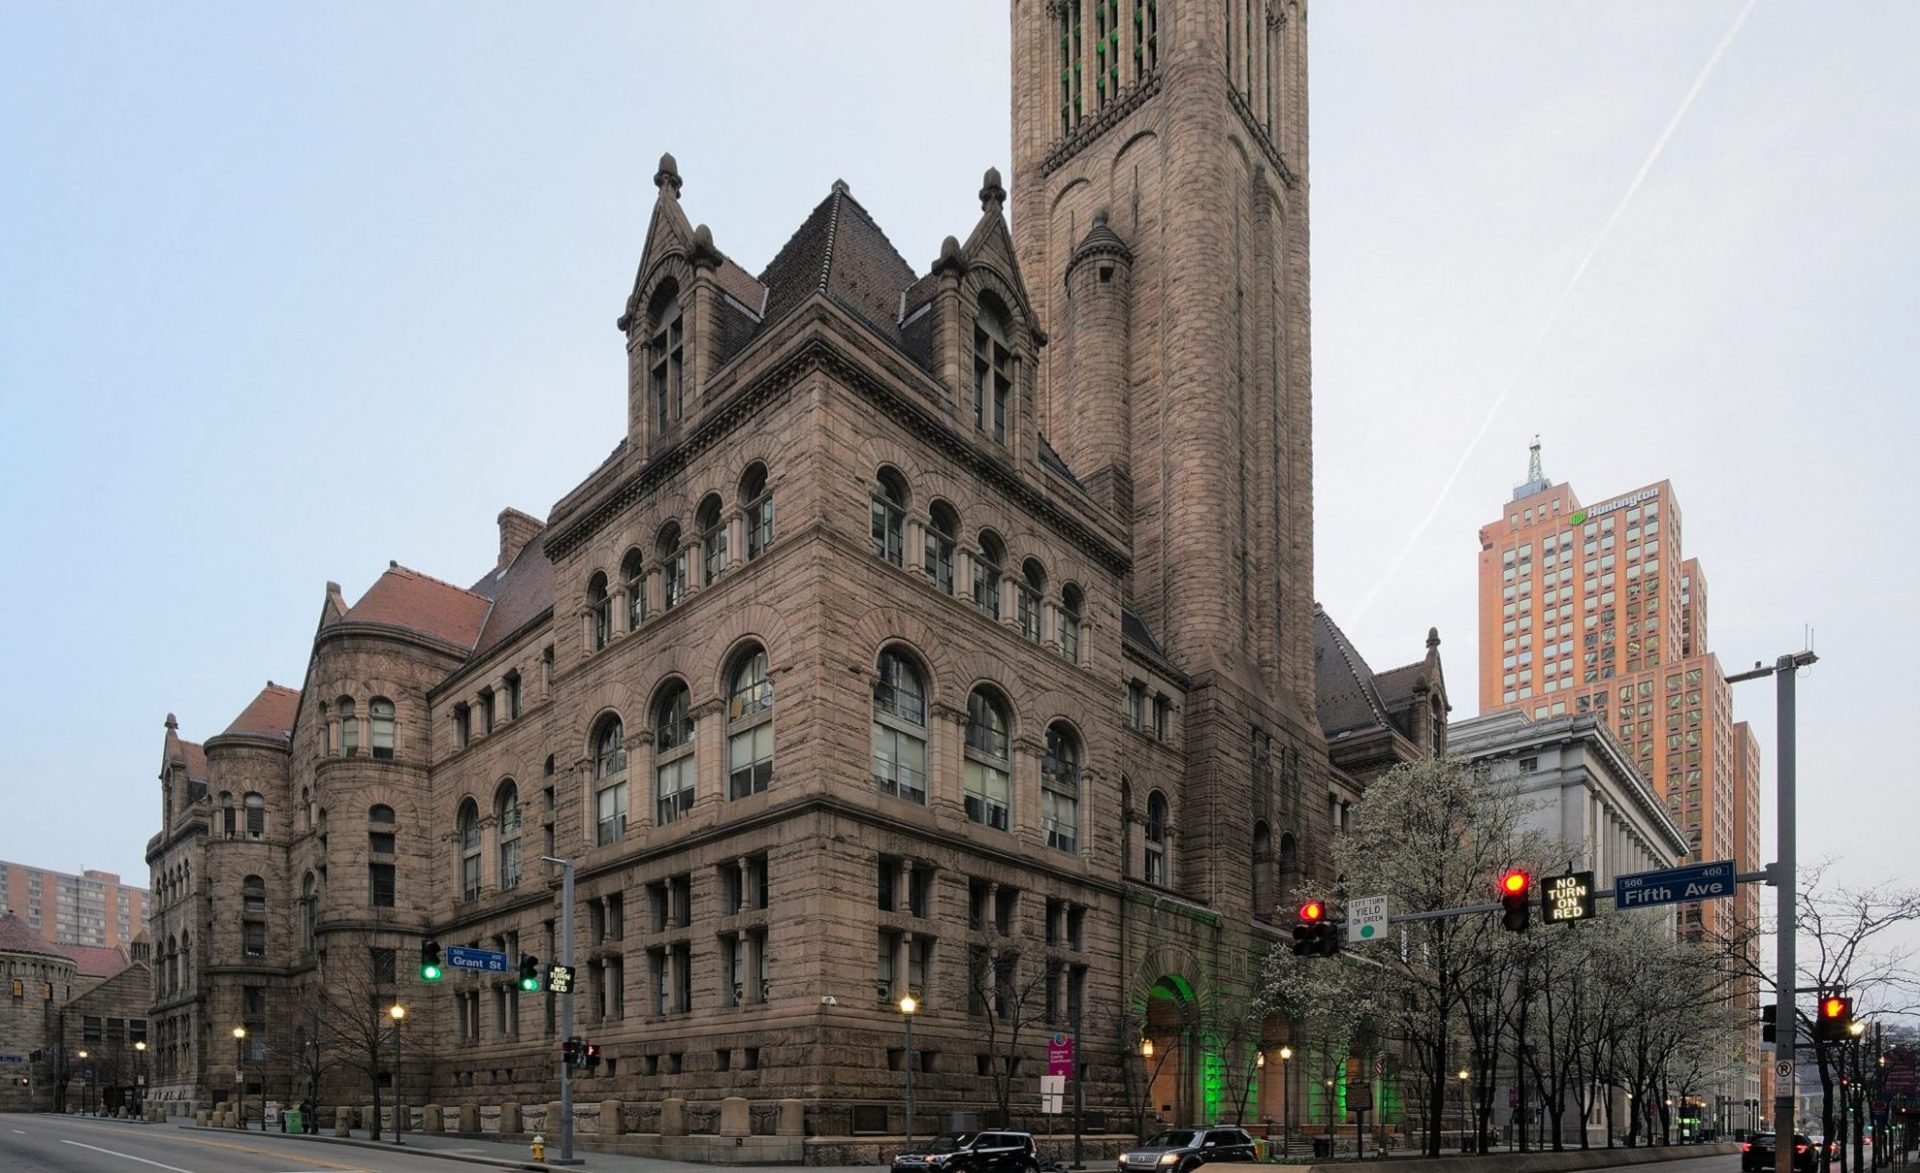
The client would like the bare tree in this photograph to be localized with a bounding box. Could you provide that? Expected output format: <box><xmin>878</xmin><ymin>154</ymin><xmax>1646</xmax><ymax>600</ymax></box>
<box><xmin>966</xmin><ymin>945</ymin><xmax>1057</xmax><ymax>1125</ymax></box>
<box><xmin>309</xmin><ymin>944</ymin><xmax>411</xmax><ymax>1141</ymax></box>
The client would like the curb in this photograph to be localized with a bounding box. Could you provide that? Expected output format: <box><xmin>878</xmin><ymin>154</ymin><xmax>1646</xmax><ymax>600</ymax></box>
<box><xmin>173</xmin><ymin>1122</ymin><xmax>556</xmax><ymax>1170</ymax></box>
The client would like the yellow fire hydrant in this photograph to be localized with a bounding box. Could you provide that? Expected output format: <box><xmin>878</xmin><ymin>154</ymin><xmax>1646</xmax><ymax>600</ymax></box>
<box><xmin>531</xmin><ymin>1134</ymin><xmax>545</xmax><ymax>1162</ymax></box>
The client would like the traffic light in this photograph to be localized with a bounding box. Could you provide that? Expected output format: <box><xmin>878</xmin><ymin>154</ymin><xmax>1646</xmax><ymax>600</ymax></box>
<box><xmin>1816</xmin><ymin>995</ymin><xmax>1854</xmax><ymax>1042</ymax></box>
<box><xmin>561</xmin><ymin>1036</ymin><xmax>580</xmax><ymax>1066</ymax></box>
<box><xmin>518</xmin><ymin>954</ymin><xmax>541</xmax><ymax>993</ymax></box>
<box><xmin>583</xmin><ymin>1042</ymin><xmax>602</xmax><ymax>1072</ymax></box>
<box><xmin>1291</xmin><ymin>900</ymin><xmax>1340</xmax><ymax>957</ymax></box>
<box><xmin>1499</xmin><ymin>869</ymin><xmax>1532</xmax><ymax>933</ymax></box>
<box><xmin>1762</xmin><ymin>1004</ymin><xmax>1777</xmax><ymax>1045</ymax></box>
<box><xmin>420</xmin><ymin>938</ymin><xmax>443</xmax><ymax>982</ymax></box>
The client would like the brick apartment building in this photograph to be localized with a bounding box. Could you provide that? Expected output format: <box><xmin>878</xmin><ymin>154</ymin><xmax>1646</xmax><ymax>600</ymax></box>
<box><xmin>0</xmin><ymin>863</ymin><xmax>149</xmax><ymax>952</ymax></box>
<box><xmin>142</xmin><ymin>0</ymin><xmax>1448</xmax><ymax>1147</ymax></box>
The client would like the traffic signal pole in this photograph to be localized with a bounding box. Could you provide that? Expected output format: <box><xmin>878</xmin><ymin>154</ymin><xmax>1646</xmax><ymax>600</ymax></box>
<box><xmin>543</xmin><ymin>855</ymin><xmax>579</xmax><ymax>1166</ymax></box>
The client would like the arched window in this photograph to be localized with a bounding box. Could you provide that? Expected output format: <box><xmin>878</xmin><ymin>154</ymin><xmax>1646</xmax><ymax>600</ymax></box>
<box><xmin>1041</xmin><ymin>724</ymin><xmax>1082</xmax><ymax>853</ymax></box>
<box><xmin>963</xmin><ymin>687</ymin><xmax>1012</xmax><ymax>831</ymax></box>
<box><xmin>870</xmin><ymin>468</ymin><xmax>908</xmax><ymax>567</ymax></box>
<box><xmin>1018</xmin><ymin>559</ymin><xmax>1046</xmax><ymax>642</ymax></box>
<box><xmin>369</xmin><ymin>803</ymin><xmax>395</xmax><ymax>824</ymax></box>
<box><xmin>973</xmin><ymin>294</ymin><xmax>1013</xmax><ymax>443</ymax></box>
<box><xmin>244</xmin><ymin>792</ymin><xmax>265</xmax><ymax>839</ymax></box>
<box><xmin>587</xmin><ymin>572</ymin><xmax>612</xmax><ymax>651</ymax></box>
<box><xmin>219</xmin><ymin>792</ymin><xmax>235</xmax><ymax>840</ymax></box>
<box><xmin>871</xmin><ymin>649</ymin><xmax>928</xmax><ymax>804</ymax></box>
<box><xmin>300</xmin><ymin>872</ymin><xmax>317</xmax><ymax>954</ymax></box>
<box><xmin>657</xmin><ymin>524</ymin><xmax>688</xmax><ymax>611</ymax></box>
<box><xmin>241</xmin><ymin>875</ymin><xmax>267</xmax><ymax>957</ymax></box>
<box><xmin>741</xmin><ymin>464</ymin><xmax>774</xmax><ymax>561</ymax></box>
<box><xmin>338</xmin><ymin>697</ymin><xmax>358</xmax><ymax>756</ymax></box>
<box><xmin>650</xmin><ymin>280</ymin><xmax>685</xmax><ymax>428</ymax></box>
<box><xmin>592</xmin><ymin>716</ymin><xmax>628</xmax><ymax>846</ymax></box>
<box><xmin>925</xmin><ymin>500</ymin><xmax>959</xmax><ymax>595</ymax></box>
<box><xmin>698</xmin><ymin>494</ymin><xmax>728</xmax><ymax>586</ymax></box>
<box><xmin>496</xmin><ymin>781</ymin><xmax>522</xmax><ymax>891</ymax></box>
<box><xmin>457</xmin><ymin>799</ymin><xmax>482</xmax><ymax>900</ymax></box>
<box><xmin>1145</xmin><ymin>791</ymin><xmax>1170</xmax><ymax>886</ymax></box>
<box><xmin>621</xmin><ymin>549</ymin><xmax>647</xmax><ymax>630</ymax></box>
<box><xmin>1059</xmin><ymin>584</ymin><xmax>1084</xmax><ymax>663</ymax></box>
<box><xmin>1120</xmin><ymin>779</ymin><xmax>1135</xmax><ymax>878</ymax></box>
<box><xmin>165</xmin><ymin>935</ymin><xmax>178</xmax><ymax>995</ymax></box>
<box><xmin>974</xmin><ymin>531</ymin><xmax>1005</xmax><ymax>619</ymax></box>
<box><xmin>654</xmin><ymin>683</ymin><xmax>696</xmax><ymax>825</ymax></box>
<box><xmin>370</xmin><ymin>698</ymin><xmax>396</xmax><ymax>760</ymax></box>
<box><xmin>178</xmin><ymin>930</ymin><xmax>190</xmax><ymax>986</ymax></box>
<box><xmin>727</xmin><ymin>648</ymin><xmax>774</xmax><ymax>799</ymax></box>
<box><xmin>1251</xmin><ymin>821</ymin><xmax>1271</xmax><ymax>916</ymax></box>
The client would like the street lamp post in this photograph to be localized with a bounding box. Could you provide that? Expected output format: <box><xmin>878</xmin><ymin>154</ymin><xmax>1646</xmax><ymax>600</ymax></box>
<box><xmin>1279</xmin><ymin>1047</ymin><xmax>1293</xmax><ymax>1156</ymax></box>
<box><xmin>1138</xmin><ymin>1039</ymin><xmax>1154</xmax><ymax>1140</ymax></box>
<box><xmin>1325</xmin><ymin>1079</ymin><xmax>1336</xmax><ymax>1148</ymax></box>
<box><xmin>232</xmin><ymin>1028</ymin><xmax>246</xmax><ymax>1129</ymax></box>
<box><xmin>134</xmin><ymin>1040</ymin><xmax>146</xmax><ymax>1118</ymax></box>
<box><xmin>389</xmin><ymin>1003</ymin><xmax>406</xmax><ymax>1145</ymax></box>
<box><xmin>77</xmin><ymin>1049</ymin><xmax>90</xmax><ymax>1116</ymax></box>
<box><xmin>1458</xmin><ymin>1069</ymin><xmax>1471</xmax><ymax>1152</ymax></box>
<box><xmin>899</xmin><ymin>994</ymin><xmax>918</xmax><ymax>1150</ymax></box>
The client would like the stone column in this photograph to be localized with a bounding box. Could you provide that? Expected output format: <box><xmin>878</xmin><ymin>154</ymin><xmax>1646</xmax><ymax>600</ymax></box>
<box><xmin>744</xmin><ymin>929</ymin><xmax>764</xmax><ymax>1004</ymax></box>
<box><xmin>727</xmin><ymin>512</ymin><xmax>747</xmax><ymax>572</ymax></box>
<box><xmin>906</xmin><ymin>520</ymin><xmax>925</xmax><ymax>575</ymax></box>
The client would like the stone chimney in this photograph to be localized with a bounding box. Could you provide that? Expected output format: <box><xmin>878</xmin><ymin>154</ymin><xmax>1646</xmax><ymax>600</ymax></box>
<box><xmin>497</xmin><ymin>508</ymin><xmax>543</xmax><ymax>570</ymax></box>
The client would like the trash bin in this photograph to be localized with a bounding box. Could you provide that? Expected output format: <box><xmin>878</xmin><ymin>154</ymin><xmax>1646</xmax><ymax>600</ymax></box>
<box><xmin>1312</xmin><ymin>1137</ymin><xmax>1334</xmax><ymax>1159</ymax></box>
<box><xmin>284</xmin><ymin>1109</ymin><xmax>303</xmax><ymax>1135</ymax></box>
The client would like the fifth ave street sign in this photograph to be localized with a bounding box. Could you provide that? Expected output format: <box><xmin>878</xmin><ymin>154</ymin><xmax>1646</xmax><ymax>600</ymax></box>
<box><xmin>1541</xmin><ymin>871</ymin><xmax>1596</xmax><ymax>924</ymax></box>
<box><xmin>1614</xmin><ymin>859</ymin><xmax>1736</xmax><ymax>910</ymax></box>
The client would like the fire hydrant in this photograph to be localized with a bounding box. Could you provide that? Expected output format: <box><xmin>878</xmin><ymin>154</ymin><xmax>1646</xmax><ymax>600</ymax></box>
<box><xmin>531</xmin><ymin>1134</ymin><xmax>545</xmax><ymax>1162</ymax></box>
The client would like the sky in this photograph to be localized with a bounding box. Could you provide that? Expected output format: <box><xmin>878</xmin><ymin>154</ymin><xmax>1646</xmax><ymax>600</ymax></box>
<box><xmin>2</xmin><ymin>3</ymin><xmax>1915</xmax><ymax>972</ymax></box>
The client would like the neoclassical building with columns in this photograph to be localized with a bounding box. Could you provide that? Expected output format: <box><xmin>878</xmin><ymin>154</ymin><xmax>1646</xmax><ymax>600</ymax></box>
<box><xmin>143</xmin><ymin>0</ymin><xmax>1447</xmax><ymax>1151</ymax></box>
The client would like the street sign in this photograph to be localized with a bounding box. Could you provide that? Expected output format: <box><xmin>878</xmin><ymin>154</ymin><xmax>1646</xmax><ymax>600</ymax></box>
<box><xmin>1040</xmin><ymin>1074</ymin><xmax>1065</xmax><ymax>1114</ymax></box>
<box><xmin>1348</xmin><ymin>895</ymin><xmax>1389</xmax><ymax>942</ymax></box>
<box><xmin>1047</xmin><ymin>1033</ymin><xmax>1074</xmax><ymax>1077</ymax></box>
<box><xmin>546</xmin><ymin>964</ymin><xmax>575</xmax><ymax>994</ymax></box>
<box><xmin>445</xmin><ymin>946</ymin><xmax>509</xmax><ymax>974</ymax></box>
<box><xmin>1541</xmin><ymin>871</ymin><xmax>1597</xmax><ymax>924</ymax></box>
<box><xmin>0</xmin><ymin>1055</ymin><xmax>25</xmax><ymax>1066</ymax></box>
<box><xmin>1348</xmin><ymin>1084</ymin><xmax>1373</xmax><ymax>1114</ymax></box>
<box><xmin>1614</xmin><ymin>859</ymin><xmax>1737</xmax><ymax>910</ymax></box>
<box><xmin>1776</xmin><ymin>1060</ymin><xmax>1794</xmax><ymax>1079</ymax></box>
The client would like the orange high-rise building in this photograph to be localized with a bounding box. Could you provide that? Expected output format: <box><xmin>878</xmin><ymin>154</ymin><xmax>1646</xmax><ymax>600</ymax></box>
<box><xmin>1476</xmin><ymin>441</ymin><xmax>1765</xmax><ymax>1127</ymax></box>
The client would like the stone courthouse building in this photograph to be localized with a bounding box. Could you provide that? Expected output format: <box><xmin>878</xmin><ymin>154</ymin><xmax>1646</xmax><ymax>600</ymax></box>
<box><xmin>144</xmin><ymin>0</ymin><xmax>1446</xmax><ymax>1147</ymax></box>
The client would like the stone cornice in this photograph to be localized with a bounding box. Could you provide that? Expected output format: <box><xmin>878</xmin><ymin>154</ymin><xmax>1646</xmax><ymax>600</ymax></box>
<box><xmin>1225</xmin><ymin>83</ymin><xmax>1299</xmax><ymax>189</ymax></box>
<box><xmin>1041</xmin><ymin>72</ymin><xmax>1163</xmax><ymax>178</ymax></box>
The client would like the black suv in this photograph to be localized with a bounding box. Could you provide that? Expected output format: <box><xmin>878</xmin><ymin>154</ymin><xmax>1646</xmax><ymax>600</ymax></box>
<box><xmin>1117</xmin><ymin>1128</ymin><xmax>1259</xmax><ymax>1173</ymax></box>
<box><xmin>894</xmin><ymin>1131</ymin><xmax>1039</xmax><ymax>1173</ymax></box>
<box><xmin>1743</xmin><ymin>1133</ymin><xmax>1818</xmax><ymax>1173</ymax></box>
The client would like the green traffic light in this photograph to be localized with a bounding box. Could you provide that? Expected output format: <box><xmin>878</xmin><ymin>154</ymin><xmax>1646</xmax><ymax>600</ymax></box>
<box><xmin>519</xmin><ymin>976</ymin><xmax>540</xmax><ymax>993</ymax></box>
<box><xmin>421</xmin><ymin>963</ymin><xmax>442</xmax><ymax>982</ymax></box>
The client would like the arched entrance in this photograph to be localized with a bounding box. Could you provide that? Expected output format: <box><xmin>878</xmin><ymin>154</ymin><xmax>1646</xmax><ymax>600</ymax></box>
<box><xmin>1142</xmin><ymin>975</ymin><xmax>1199</xmax><ymax>1126</ymax></box>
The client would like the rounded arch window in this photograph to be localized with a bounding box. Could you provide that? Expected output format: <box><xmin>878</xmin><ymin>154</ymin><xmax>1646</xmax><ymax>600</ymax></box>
<box><xmin>1058</xmin><ymin>583</ymin><xmax>1084</xmax><ymax>663</ymax></box>
<box><xmin>338</xmin><ymin>697</ymin><xmax>358</xmax><ymax>756</ymax></box>
<box><xmin>657</xmin><ymin>523</ymin><xmax>688</xmax><ymax>611</ymax></box>
<box><xmin>697</xmin><ymin>493</ymin><xmax>729</xmax><ymax>586</ymax></box>
<box><xmin>1018</xmin><ymin>559</ymin><xmax>1047</xmax><ymax>641</ymax></box>
<box><xmin>218</xmin><ymin>792</ymin><xmax>235</xmax><ymax>840</ymax></box>
<box><xmin>653</xmin><ymin>682</ymin><xmax>696</xmax><ymax>826</ymax></box>
<box><xmin>973</xmin><ymin>291</ymin><xmax>1013</xmax><ymax>443</ymax></box>
<box><xmin>621</xmin><ymin>548</ymin><xmax>647</xmax><ymax>630</ymax></box>
<box><xmin>1145</xmin><ymin>791</ymin><xmax>1170</xmax><ymax>886</ymax></box>
<box><xmin>369</xmin><ymin>698</ymin><xmax>396</xmax><ymax>760</ymax></box>
<box><xmin>649</xmin><ymin>277</ymin><xmax>685</xmax><ymax>427</ymax></box>
<box><xmin>368</xmin><ymin>804</ymin><xmax>395</xmax><ymax>825</ymax></box>
<box><xmin>870</xmin><ymin>468</ymin><xmax>909</xmax><ymax>567</ymax></box>
<box><xmin>924</xmin><ymin>499</ymin><xmax>959</xmax><ymax>595</ymax></box>
<box><xmin>973</xmin><ymin>531</ymin><xmax>1006</xmax><ymax>619</ymax></box>
<box><xmin>1041</xmin><ymin>723</ymin><xmax>1082</xmax><ymax>853</ymax></box>
<box><xmin>587</xmin><ymin>571</ymin><xmax>612</xmax><ymax>650</ymax></box>
<box><xmin>872</xmin><ymin>649</ymin><xmax>928</xmax><ymax>805</ymax></box>
<box><xmin>963</xmin><ymin>687</ymin><xmax>1012</xmax><ymax>831</ymax></box>
<box><xmin>591</xmin><ymin>714</ymin><xmax>630</xmax><ymax>846</ymax></box>
<box><xmin>241</xmin><ymin>875</ymin><xmax>266</xmax><ymax>957</ymax></box>
<box><xmin>300</xmin><ymin>872</ymin><xmax>317</xmax><ymax>954</ymax></box>
<box><xmin>496</xmin><ymin>780</ymin><xmax>522</xmax><ymax>891</ymax></box>
<box><xmin>457</xmin><ymin>798</ymin><xmax>482</xmax><ymax>901</ymax></box>
<box><xmin>727</xmin><ymin>647</ymin><xmax>774</xmax><ymax>800</ymax></box>
<box><xmin>740</xmin><ymin>463</ymin><xmax>774</xmax><ymax>560</ymax></box>
<box><xmin>243</xmin><ymin>792</ymin><xmax>265</xmax><ymax>839</ymax></box>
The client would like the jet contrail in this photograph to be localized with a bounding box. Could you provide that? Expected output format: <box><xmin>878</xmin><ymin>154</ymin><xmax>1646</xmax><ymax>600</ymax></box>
<box><xmin>1352</xmin><ymin>0</ymin><xmax>1758</xmax><ymax>624</ymax></box>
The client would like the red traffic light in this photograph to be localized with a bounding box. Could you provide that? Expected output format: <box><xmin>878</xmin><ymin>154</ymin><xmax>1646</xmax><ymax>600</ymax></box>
<box><xmin>1500</xmin><ymin>870</ymin><xmax>1531</xmax><ymax>897</ymax></box>
<box><xmin>1822</xmin><ymin>996</ymin><xmax>1850</xmax><ymax>1020</ymax></box>
<box><xmin>1299</xmin><ymin>901</ymin><xmax>1326</xmax><ymax>923</ymax></box>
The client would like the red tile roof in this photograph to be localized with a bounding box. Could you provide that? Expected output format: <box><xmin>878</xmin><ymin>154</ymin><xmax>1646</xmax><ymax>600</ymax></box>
<box><xmin>0</xmin><ymin>913</ymin><xmax>69</xmax><ymax>961</ymax></box>
<box><xmin>222</xmin><ymin>683</ymin><xmax>301</xmax><ymax>739</ymax></box>
<box><xmin>468</xmin><ymin>525</ymin><xmax>554</xmax><ymax>659</ymax></box>
<box><xmin>63</xmin><ymin>943</ymin><xmax>130</xmax><ymax>980</ymax></box>
<box><xmin>344</xmin><ymin>564</ymin><xmax>491</xmax><ymax>650</ymax></box>
<box><xmin>180</xmin><ymin>740</ymin><xmax>209</xmax><ymax>780</ymax></box>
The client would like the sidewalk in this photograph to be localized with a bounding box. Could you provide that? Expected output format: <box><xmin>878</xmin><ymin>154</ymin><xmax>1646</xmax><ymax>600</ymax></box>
<box><xmin>165</xmin><ymin>1114</ymin><xmax>885</xmax><ymax>1173</ymax></box>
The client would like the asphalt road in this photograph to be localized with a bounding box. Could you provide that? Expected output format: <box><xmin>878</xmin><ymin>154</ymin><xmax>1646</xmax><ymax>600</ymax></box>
<box><xmin>0</xmin><ymin>1113</ymin><xmax>510</xmax><ymax>1172</ymax></box>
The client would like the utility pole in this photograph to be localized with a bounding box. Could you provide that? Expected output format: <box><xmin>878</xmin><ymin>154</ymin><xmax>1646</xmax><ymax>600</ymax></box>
<box><xmin>1731</xmin><ymin>650</ymin><xmax>1817</xmax><ymax>1173</ymax></box>
<box><xmin>543</xmin><ymin>855</ymin><xmax>580</xmax><ymax>1166</ymax></box>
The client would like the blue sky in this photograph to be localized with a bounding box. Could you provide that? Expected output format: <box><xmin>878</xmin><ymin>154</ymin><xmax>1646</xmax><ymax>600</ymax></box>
<box><xmin>2</xmin><ymin>3</ymin><xmax>1914</xmax><ymax>964</ymax></box>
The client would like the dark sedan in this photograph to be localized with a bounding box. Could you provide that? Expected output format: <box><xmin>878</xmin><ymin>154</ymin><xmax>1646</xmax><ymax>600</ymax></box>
<box><xmin>894</xmin><ymin>1131</ymin><xmax>1039</xmax><ymax>1173</ymax></box>
<box><xmin>1742</xmin><ymin>1132</ymin><xmax>1819</xmax><ymax>1173</ymax></box>
<box><xmin>1116</xmin><ymin>1128</ymin><xmax>1259</xmax><ymax>1173</ymax></box>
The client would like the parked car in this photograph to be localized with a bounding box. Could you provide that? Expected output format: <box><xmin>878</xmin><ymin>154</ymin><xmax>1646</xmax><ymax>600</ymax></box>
<box><xmin>1116</xmin><ymin>1128</ymin><xmax>1260</xmax><ymax>1173</ymax></box>
<box><xmin>1742</xmin><ymin>1132</ymin><xmax>1819</xmax><ymax>1173</ymax></box>
<box><xmin>894</xmin><ymin>1132</ymin><xmax>1039</xmax><ymax>1173</ymax></box>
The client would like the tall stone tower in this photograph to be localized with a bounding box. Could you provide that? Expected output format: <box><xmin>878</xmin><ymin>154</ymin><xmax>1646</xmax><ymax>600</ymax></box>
<box><xmin>1012</xmin><ymin>0</ymin><xmax>1322</xmax><ymax>910</ymax></box>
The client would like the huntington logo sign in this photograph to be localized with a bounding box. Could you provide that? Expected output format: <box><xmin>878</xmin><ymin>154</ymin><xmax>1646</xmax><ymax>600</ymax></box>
<box><xmin>1567</xmin><ymin>487</ymin><xmax>1659</xmax><ymax>527</ymax></box>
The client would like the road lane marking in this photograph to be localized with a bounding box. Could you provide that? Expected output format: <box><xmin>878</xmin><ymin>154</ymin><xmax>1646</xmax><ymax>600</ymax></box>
<box><xmin>60</xmin><ymin>1139</ymin><xmax>200</xmax><ymax>1172</ymax></box>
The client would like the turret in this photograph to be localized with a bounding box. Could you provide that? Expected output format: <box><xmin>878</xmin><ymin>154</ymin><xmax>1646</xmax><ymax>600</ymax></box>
<box><xmin>1058</xmin><ymin>209</ymin><xmax>1134</xmax><ymax>515</ymax></box>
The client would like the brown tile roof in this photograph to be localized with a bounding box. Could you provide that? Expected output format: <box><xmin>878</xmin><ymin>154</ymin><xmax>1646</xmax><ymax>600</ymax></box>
<box><xmin>467</xmin><ymin>523</ymin><xmax>555</xmax><ymax>658</ymax></box>
<box><xmin>756</xmin><ymin>180</ymin><xmax>918</xmax><ymax>346</ymax></box>
<box><xmin>62</xmin><ymin>943</ymin><xmax>130</xmax><ymax>980</ymax></box>
<box><xmin>0</xmin><ymin>913</ymin><xmax>68</xmax><ymax>961</ymax></box>
<box><xmin>221</xmin><ymin>683</ymin><xmax>301</xmax><ymax>739</ymax></box>
<box><xmin>180</xmin><ymin>740</ymin><xmax>209</xmax><ymax>780</ymax></box>
<box><xmin>1313</xmin><ymin>606</ymin><xmax>1393</xmax><ymax>738</ymax></box>
<box><xmin>344</xmin><ymin>564</ymin><xmax>491</xmax><ymax>650</ymax></box>
<box><xmin>714</xmin><ymin>256</ymin><xmax>768</xmax><ymax>316</ymax></box>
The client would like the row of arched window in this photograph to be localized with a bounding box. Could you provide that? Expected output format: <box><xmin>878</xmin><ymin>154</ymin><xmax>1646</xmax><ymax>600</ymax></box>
<box><xmin>457</xmin><ymin>781</ymin><xmax>525</xmax><ymax>901</ymax></box>
<box><xmin>156</xmin><ymin>931</ymin><xmax>191</xmax><ymax>997</ymax></box>
<box><xmin>217</xmin><ymin>791</ymin><xmax>266</xmax><ymax>840</ymax></box>
<box><xmin>326</xmin><ymin>695</ymin><xmax>396</xmax><ymax>759</ymax></box>
<box><xmin>869</xmin><ymin>468</ymin><xmax>1085</xmax><ymax>662</ymax></box>
<box><xmin>155</xmin><ymin>861</ymin><xmax>192</xmax><ymax>905</ymax></box>
<box><xmin>585</xmin><ymin>464</ymin><xmax>774</xmax><ymax>652</ymax></box>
